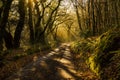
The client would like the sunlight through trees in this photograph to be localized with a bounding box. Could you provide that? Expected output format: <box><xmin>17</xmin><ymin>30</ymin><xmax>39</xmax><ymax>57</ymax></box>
<box><xmin>0</xmin><ymin>0</ymin><xmax>119</xmax><ymax>79</ymax></box>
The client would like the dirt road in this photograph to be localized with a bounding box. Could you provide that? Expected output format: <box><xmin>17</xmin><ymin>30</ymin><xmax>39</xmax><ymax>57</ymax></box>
<box><xmin>6</xmin><ymin>43</ymin><xmax>81</xmax><ymax>80</ymax></box>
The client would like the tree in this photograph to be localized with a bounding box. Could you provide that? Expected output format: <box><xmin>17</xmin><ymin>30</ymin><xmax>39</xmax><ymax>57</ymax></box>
<box><xmin>71</xmin><ymin>0</ymin><xmax>82</xmax><ymax>32</ymax></box>
<box><xmin>13</xmin><ymin>0</ymin><xmax>26</xmax><ymax>48</ymax></box>
<box><xmin>0</xmin><ymin>0</ymin><xmax>13</xmax><ymax>50</ymax></box>
<box><xmin>28</xmin><ymin>0</ymin><xmax>34</xmax><ymax>44</ymax></box>
<box><xmin>32</xmin><ymin>0</ymin><xmax>62</xmax><ymax>45</ymax></box>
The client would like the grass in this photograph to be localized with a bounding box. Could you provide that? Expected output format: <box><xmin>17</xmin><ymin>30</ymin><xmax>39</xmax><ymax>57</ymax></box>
<box><xmin>70</xmin><ymin>28</ymin><xmax>120</xmax><ymax>79</ymax></box>
<box><xmin>70</xmin><ymin>37</ymin><xmax>99</xmax><ymax>80</ymax></box>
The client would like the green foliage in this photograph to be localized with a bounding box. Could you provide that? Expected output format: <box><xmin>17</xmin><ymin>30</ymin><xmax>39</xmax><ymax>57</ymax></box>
<box><xmin>70</xmin><ymin>38</ymin><xmax>97</xmax><ymax>54</ymax></box>
<box><xmin>13</xmin><ymin>53</ymin><xmax>27</xmax><ymax>60</ymax></box>
<box><xmin>0</xmin><ymin>0</ymin><xmax>3</xmax><ymax>8</ymax></box>
<box><xmin>80</xmin><ymin>29</ymin><xmax>92</xmax><ymax>38</ymax></box>
<box><xmin>87</xmin><ymin>54</ymin><xmax>100</xmax><ymax>76</ymax></box>
<box><xmin>26</xmin><ymin>48</ymin><xmax>36</xmax><ymax>55</ymax></box>
<box><xmin>71</xmin><ymin>28</ymin><xmax>120</xmax><ymax>79</ymax></box>
<box><xmin>25</xmin><ymin>43</ymin><xmax>51</xmax><ymax>55</ymax></box>
<box><xmin>25</xmin><ymin>47</ymin><xmax>40</xmax><ymax>55</ymax></box>
<box><xmin>70</xmin><ymin>41</ymin><xmax>81</xmax><ymax>54</ymax></box>
<box><xmin>87</xmin><ymin>28</ymin><xmax>120</xmax><ymax>79</ymax></box>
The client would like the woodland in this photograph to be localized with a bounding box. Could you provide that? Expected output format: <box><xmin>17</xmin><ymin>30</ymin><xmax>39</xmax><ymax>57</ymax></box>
<box><xmin>0</xmin><ymin>0</ymin><xmax>120</xmax><ymax>80</ymax></box>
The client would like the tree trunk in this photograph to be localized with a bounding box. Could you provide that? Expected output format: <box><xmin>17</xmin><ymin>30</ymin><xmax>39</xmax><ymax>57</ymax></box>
<box><xmin>91</xmin><ymin>1</ymin><xmax>96</xmax><ymax>36</ymax></box>
<box><xmin>14</xmin><ymin>0</ymin><xmax>25</xmax><ymax>48</ymax></box>
<box><xmin>3</xmin><ymin>29</ymin><xmax>13</xmax><ymax>49</ymax></box>
<box><xmin>0</xmin><ymin>0</ymin><xmax>13</xmax><ymax>50</ymax></box>
<box><xmin>0</xmin><ymin>31</ymin><xmax>3</xmax><ymax>50</ymax></box>
<box><xmin>28</xmin><ymin>0</ymin><xmax>34</xmax><ymax>44</ymax></box>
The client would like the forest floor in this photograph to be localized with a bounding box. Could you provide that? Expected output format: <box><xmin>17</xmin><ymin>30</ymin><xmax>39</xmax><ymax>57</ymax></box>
<box><xmin>4</xmin><ymin>43</ymin><xmax>99</xmax><ymax>80</ymax></box>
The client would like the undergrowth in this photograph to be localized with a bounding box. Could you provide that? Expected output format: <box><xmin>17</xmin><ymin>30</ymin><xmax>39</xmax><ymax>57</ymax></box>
<box><xmin>70</xmin><ymin>28</ymin><xmax>120</xmax><ymax>80</ymax></box>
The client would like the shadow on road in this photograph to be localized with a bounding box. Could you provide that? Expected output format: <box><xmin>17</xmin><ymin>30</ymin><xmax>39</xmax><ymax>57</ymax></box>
<box><xmin>6</xmin><ymin>43</ymin><xmax>82</xmax><ymax>80</ymax></box>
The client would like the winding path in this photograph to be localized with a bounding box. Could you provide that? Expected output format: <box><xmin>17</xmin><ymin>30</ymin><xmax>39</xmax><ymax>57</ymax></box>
<box><xmin>6</xmin><ymin>43</ymin><xmax>80</xmax><ymax>80</ymax></box>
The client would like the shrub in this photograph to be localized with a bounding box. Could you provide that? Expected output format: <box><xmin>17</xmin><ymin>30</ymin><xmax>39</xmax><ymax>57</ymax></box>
<box><xmin>87</xmin><ymin>28</ymin><xmax>120</xmax><ymax>79</ymax></box>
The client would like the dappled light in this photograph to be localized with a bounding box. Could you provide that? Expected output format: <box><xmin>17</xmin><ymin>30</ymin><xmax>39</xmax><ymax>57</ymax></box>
<box><xmin>0</xmin><ymin>0</ymin><xmax>119</xmax><ymax>80</ymax></box>
<box><xmin>6</xmin><ymin>43</ymin><xmax>81</xmax><ymax>80</ymax></box>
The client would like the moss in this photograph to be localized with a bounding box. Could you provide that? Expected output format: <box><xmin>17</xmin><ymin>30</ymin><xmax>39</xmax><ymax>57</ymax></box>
<box><xmin>87</xmin><ymin>28</ymin><xmax>120</xmax><ymax>79</ymax></box>
<box><xmin>70</xmin><ymin>28</ymin><xmax>120</xmax><ymax>79</ymax></box>
<box><xmin>87</xmin><ymin>54</ymin><xmax>100</xmax><ymax>76</ymax></box>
